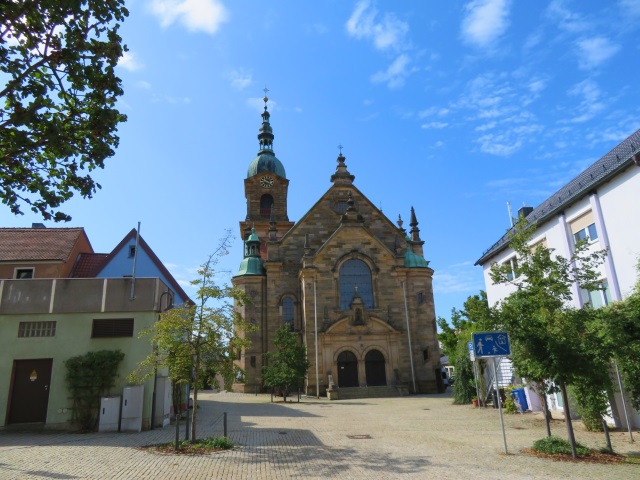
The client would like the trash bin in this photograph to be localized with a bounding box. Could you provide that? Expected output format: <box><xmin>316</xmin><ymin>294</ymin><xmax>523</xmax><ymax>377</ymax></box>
<box><xmin>511</xmin><ymin>387</ymin><xmax>529</xmax><ymax>412</ymax></box>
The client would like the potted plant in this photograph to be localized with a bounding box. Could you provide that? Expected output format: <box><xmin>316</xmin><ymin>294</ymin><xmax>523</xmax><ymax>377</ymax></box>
<box><xmin>472</xmin><ymin>397</ymin><xmax>479</xmax><ymax>407</ymax></box>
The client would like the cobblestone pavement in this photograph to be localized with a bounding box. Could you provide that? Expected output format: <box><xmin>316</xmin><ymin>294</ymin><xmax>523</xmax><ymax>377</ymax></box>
<box><xmin>0</xmin><ymin>391</ymin><xmax>638</xmax><ymax>479</ymax></box>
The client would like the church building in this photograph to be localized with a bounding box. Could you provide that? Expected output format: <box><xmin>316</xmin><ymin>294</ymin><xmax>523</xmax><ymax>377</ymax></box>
<box><xmin>232</xmin><ymin>96</ymin><xmax>441</xmax><ymax>396</ymax></box>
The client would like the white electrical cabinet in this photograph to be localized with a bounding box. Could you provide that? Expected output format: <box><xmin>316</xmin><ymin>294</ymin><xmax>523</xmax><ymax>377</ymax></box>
<box><xmin>99</xmin><ymin>396</ymin><xmax>121</xmax><ymax>432</ymax></box>
<box><xmin>121</xmin><ymin>385</ymin><xmax>144</xmax><ymax>432</ymax></box>
<box><xmin>153</xmin><ymin>376</ymin><xmax>172</xmax><ymax>428</ymax></box>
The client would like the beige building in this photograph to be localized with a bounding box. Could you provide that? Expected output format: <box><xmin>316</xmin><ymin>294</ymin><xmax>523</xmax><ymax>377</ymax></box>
<box><xmin>232</xmin><ymin>99</ymin><xmax>441</xmax><ymax>396</ymax></box>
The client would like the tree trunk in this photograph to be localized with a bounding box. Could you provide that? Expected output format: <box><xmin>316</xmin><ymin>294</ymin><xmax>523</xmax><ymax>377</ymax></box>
<box><xmin>558</xmin><ymin>381</ymin><xmax>577</xmax><ymax>459</ymax></box>
<box><xmin>540</xmin><ymin>388</ymin><xmax>552</xmax><ymax>437</ymax></box>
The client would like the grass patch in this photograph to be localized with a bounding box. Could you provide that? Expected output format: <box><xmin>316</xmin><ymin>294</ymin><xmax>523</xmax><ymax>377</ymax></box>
<box><xmin>523</xmin><ymin>436</ymin><xmax>628</xmax><ymax>464</ymax></box>
<box><xmin>141</xmin><ymin>436</ymin><xmax>233</xmax><ymax>455</ymax></box>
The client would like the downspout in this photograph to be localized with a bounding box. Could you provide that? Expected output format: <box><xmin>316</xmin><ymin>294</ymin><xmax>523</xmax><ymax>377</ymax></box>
<box><xmin>402</xmin><ymin>281</ymin><xmax>417</xmax><ymax>393</ymax></box>
<box><xmin>314</xmin><ymin>278</ymin><xmax>319</xmax><ymax>398</ymax></box>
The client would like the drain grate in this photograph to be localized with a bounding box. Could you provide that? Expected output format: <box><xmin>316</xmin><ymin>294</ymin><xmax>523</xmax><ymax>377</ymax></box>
<box><xmin>279</xmin><ymin>431</ymin><xmax>288</xmax><ymax>435</ymax></box>
<box><xmin>347</xmin><ymin>434</ymin><xmax>372</xmax><ymax>439</ymax></box>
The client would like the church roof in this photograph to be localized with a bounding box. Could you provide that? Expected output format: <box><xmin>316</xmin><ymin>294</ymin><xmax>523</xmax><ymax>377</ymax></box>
<box><xmin>475</xmin><ymin>127</ymin><xmax>640</xmax><ymax>266</ymax></box>
<box><xmin>404</xmin><ymin>241</ymin><xmax>430</xmax><ymax>268</ymax></box>
<box><xmin>247</xmin><ymin>152</ymin><xmax>286</xmax><ymax>178</ymax></box>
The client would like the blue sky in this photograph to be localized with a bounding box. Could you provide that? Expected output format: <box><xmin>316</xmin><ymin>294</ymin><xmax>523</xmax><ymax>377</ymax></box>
<box><xmin>5</xmin><ymin>0</ymin><xmax>640</xmax><ymax>321</ymax></box>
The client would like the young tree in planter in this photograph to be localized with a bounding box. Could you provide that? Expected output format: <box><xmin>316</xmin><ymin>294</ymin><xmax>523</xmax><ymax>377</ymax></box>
<box><xmin>1</xmin><ymin>0</ymin><xmax>128</xmax><ymax>221</ymax></box>
<box><xmin>262</xmin><ymin>325</ymin><xmax>311</xmax><ymax>402</ymax></box>
<box><xmin>130</xmin><ymin>231</ymin><xmax>253</xmax><ymax>443</ymax></box>
<box><xmin>491</xmin><ymin>217</ymin><xmax>607</xmax><ymax>458</ymax></box>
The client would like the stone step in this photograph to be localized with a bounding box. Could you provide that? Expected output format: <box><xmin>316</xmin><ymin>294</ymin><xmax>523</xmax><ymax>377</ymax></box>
<box><xmin>331</xmin><ymin>385</ymin><xmax>409</xmax><ymax>400</ymax></box>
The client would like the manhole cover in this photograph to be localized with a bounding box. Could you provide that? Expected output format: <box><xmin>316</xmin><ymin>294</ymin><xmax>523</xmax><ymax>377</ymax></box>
<box><xmin>347</xmin><ymin>434</ymin><xmax>372</xmax><ymax>439</ymax></box>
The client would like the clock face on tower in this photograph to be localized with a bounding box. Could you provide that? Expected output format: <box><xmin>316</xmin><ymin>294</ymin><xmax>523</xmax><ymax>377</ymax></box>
<box><xmin>260</xmin><ymin>175</ymin><xmax>274</xmax><ymax>188</ymax></box>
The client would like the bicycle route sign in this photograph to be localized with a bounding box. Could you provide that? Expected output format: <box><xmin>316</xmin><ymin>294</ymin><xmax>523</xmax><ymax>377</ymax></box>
<box><xmin>471</xmin><ymin>332</ymin><xmax>511</xmax><ymax>358</ymax></box>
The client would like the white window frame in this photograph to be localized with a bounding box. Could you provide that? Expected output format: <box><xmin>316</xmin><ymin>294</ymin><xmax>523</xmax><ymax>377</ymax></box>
<box><xmin>14</xmin><ymin>267</ymin><xmax>35</xmax><ymax>279</ymax></box>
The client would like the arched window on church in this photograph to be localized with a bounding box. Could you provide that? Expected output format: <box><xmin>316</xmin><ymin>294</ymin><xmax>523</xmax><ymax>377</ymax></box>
<box><xmin>282</xmin><ymin>295</ymin><xmax>295</xmax><ymax>331</ymax></box>
<box><xmin>339</xmin><ymin>259</ymin><xmax>374</xmax><ymax>310</ymax></box>
<box><xmin>260</xmin><ymin>194</ymin><xmax>274</xmax><ymax>217</ymax></box>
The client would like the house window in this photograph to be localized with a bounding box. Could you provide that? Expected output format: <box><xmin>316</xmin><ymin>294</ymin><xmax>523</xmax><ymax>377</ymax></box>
<box><xmin>128</xmin><ymin>245</ymin><xmax>136</xmax><ymax>257</ymax></box>
<box><xmin>503</xmin><ymin>257</ymin><xmax>519</xmax><ymax>281</ymax></box>
<box><xmin>422</xmin><ymin>348</ymin><xmax>429</xmax><ymax>362</ymax></box>
<box><xmin>260</xmin><ymin>194</ymin><xmax>274</xmax><ymax>217</ymax></box>
<box><xmin>581</xmin><ymin>281</ymin><xmax>612</xmax><ymax>309</ymax></box>
<box><xmin>282</xmin><ymin>296</ymin><xmax>295</xmax><ymax>331</ymax></box>
<box><xmin>339</xmin><ymin>259</ymin><xmax>374</xmax><ymax>310</ymax></box>
<box><xmin>250</xmin><ymin>356</ymin><xmax>256</xmax><ymax>368</ymax></box>
<box><xmin>14</xmin><ymin>268</ymin><xmax>34</xmax><ymax>279</ymax></box>
<box><xmin>91</xmin><ymin>318</ymin><xmax>134</xmax><ymax>338</ymax></box>
<box><xmin>417</xmin><ymin>292</ymin><xmax>424</xmax><ymax>305</ymax></box>
<box><xmin>570</xmin><ymin>211</ymin><xmax>598</xmax><ymax>244</ymax></box>
<box><xmin>573</xmin><ymin>223</ymin><xmax>598</xmax><ymax>244</ymax></box>
<box><xmin>18</xmin><ymin>321</ymin><xmax>56</xmax><ymax>337</ymax></box>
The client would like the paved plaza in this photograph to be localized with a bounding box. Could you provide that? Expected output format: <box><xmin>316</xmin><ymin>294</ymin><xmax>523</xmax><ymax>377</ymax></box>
<box><xmin>0</xmin><ymin>391</ymin><xmax>638</xmax><ymax>479</ymax></box>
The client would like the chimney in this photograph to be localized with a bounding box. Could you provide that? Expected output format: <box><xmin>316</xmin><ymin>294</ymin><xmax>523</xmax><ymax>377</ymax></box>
<box><xmin>517</xmin><ymin>206</ymin><xmax>534</xmax><ymax>218</ymax></box>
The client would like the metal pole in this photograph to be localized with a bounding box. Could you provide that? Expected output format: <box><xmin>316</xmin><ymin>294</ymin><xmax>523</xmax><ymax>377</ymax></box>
<box><xmin>130</xmin><ymin>222</ymin><xmax>141</xmax><ymax>300</ymax></box>
<box><xmin>493</xmin><ymin>358</ymin><xmax>508</xmax><ymax>454</ymax></box>
<box><xmin>614</xmin><ymin>359</ymin><xmax>634</xmax><ymax>442</ymax></box>
<box><xmin>223</xmin><ymin>412</ymin><xmax>227</xmax><ymax>437</ymax></box>
<box><xmin>472</xmin><ymin>361</ymin><xmax>481</xmax><ymax>405</ymax></box>
<box><xmin>314</xmin><ymin>279</ymin><xmax>319</xmax><ymax>399</ymax></box>
<box><xmin>402</xmin><ymin>281</ymin><xmax>417</xmax><ymax>393</ymax></box>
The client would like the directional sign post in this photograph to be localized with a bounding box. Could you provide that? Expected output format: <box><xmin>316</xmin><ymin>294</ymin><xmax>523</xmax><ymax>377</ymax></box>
<box><xmin>471</xmin><ymin>331</ymin><xmax>511</xmax><ymax>454</ymax></box>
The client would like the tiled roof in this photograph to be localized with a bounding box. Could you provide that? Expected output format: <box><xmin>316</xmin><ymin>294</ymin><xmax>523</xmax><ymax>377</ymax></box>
<box><xmin>70</xmin><ymin>253</ymin><xmax>109</xmax><ymax>277</ymax></box>
<box><xmin>475</xmin><ymin>128</ymin><xmax>640</xmax><ymax>266</ymax></box>
<box><xmin>0</xmin><ymin>228</ymin><xmax>88</xmax><ymax>262</ymax></box>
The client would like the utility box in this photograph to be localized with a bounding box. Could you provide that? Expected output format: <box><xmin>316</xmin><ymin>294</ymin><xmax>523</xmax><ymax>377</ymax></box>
<box><xmin>121</xmin><ymin>385</ymin><xmax>144</xmax><ymax>432</ymax></box>
<box><xmin>154</xmin><ymin>377</ymin><xmax>172</xmax><ymax>428</ymax></box>
<box><xmin>99</xmin><ymin>396</ymin><xmax>121</xmax><ymax>432</ymax></box>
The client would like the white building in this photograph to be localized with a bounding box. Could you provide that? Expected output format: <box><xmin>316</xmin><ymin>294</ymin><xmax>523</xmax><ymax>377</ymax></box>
<box><xmin>475</xmin><ymin>128</ymin><xmax>640</xmax><ymax>428</ymax></box>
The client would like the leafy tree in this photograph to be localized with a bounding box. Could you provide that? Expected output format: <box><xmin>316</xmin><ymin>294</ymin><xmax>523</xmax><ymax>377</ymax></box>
<box><xmin>490</xmin><ymin>216</ymin><xmax>607</xmax><ymax>458</ymax></box>
<box><xmin>130</xmin><ymin>231</ymin><xmax>254</xmax><ymax>443</ymax></box>
<box><xmin>262</xmin><ymin>325</ymin><xmax>311</xmax><ymax>402</ymax></box>
<box><xmin>437</xmin><ymin>291</ymin><xmax>497</xmax><ymax>404</ymax></box>
<box><xmin>1</xmin><ymin>0</ymin><xmax>128</xmax><ymax>221</ymax></box>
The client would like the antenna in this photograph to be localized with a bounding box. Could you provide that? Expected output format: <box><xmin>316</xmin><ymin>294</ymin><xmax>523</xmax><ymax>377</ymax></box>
<box><xmin>507</xmin><ymin>202</ymin><xmax>514</xmax><ymax>227</ymax></box>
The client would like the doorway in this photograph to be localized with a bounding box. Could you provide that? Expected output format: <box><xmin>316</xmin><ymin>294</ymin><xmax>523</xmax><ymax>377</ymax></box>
<box><xmin>365</xmin><ymin>349</ymin><xmax>386</xmax><ymax>386</ymax></box>
<box><xmin>8</xmin><ymin>359</ymin><xmax>53</xmax><ymax>424</ymax></box>
<box><xmin>337</xmin><ymin>351</ymin><xmax>358</xmax><ymax>387</ymax></box>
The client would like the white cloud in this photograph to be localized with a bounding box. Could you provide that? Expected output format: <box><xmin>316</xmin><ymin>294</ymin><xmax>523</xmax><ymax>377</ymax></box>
<box><xmin>461</xmin><ymin>0</ymin><xmax>511</xmax><ymax>48</ymax></box>
<box><xmin>421</xmin><ymin>122</ymin><xmax>448</xmax><ymax>129</ymax></box>
<box><xmin>545</xmin><ymin>0</ymin><xmax>590</xmax><ymax>33</ymax></box>
<box><xmin>136</xmin><ymin>80</ymin><xmax>152</xmax><ymax>90</ymax></box>
<box><xmin>118</xmin><ymin>51</ymin><xmax>143</xmax><ymax>71</ymax></box>
<box><xmin>576</xmin><ymin>36</ymin><xmax>620</xmax><ymax>69</ymax></box>
<box><xmin>620</xmin><ymin>0</ymin><xmax>640</xmax><ymax>16</ymax></box>
<box><xmin>148</xmin><ymin>0</ymin><xmax>229</xmax><ymax>34</ymax></box>
<box><xmin>346</xmin><ymin>0</ymin><xmax>408</xmax><ymax>51</ymax></box>
<box><xmin>228</xmin><ymin>69</ymin><xmax>252</xmax><ymax>90</ymax></box>
<box><xmin>566</xmin><ymin>79</ymin><xmax>606</xmax><ymax>123</ymax></box>
<box><xmin>370</xmin><ymin>54</ymin><xmax>411</xmax><ymax>89</ymax></box>
<box><xmin>434</xmin><ymin>262</ymin><xmax>484</xmax><ymax>294</ymax></box>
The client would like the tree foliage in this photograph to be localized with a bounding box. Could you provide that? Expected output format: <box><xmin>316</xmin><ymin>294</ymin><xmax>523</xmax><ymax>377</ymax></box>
<box><xmin>130</xmin><ymin>231</ymin><xmax>254</xmax><ymax>443</ymax></box>
<box><xmin>490</xmin><ymin>216</ymin><xmax>608</xmax><ymax>457</ymax></box>
<box><xmin>1</xmin><ymin>0</ymin><xmax>128</xmax><ymax>221</ymax></box>
<box><xmin>262</xmin><ymin>325</ymin><xmax>311</xmax><ymax>402</ymax></box>
<box><xmin>65</xmin><ymin>349</ymin><xmax>124</xmax><ymax>431</ymax></box>
<box><xmin>437</xmin><ymin>291</ymin><xmax>497</xmax><ymax>404</ymax></box>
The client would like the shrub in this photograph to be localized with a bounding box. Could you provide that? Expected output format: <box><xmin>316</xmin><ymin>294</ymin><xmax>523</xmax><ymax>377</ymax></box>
<box><xmin>532</xmin><ymin>436</ymin><xmax>591</xmax><ymax>456</ymax></box>
<box><xmin>504</xmin><ymin>386</ymin><xmax>518</xmax><ymax>414</ymax></box>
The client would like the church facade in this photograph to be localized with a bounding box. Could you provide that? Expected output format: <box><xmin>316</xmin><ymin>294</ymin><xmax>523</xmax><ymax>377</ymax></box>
<box><xmin>232</xmin><ymin>97</ymin><xmax>441</xmax><ymax>396</ymax></box>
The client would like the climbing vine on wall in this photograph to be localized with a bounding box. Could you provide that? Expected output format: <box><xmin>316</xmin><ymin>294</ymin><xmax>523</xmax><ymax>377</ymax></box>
<box><xmin>64</xmin><ymin>350</ymin><xmax>125</xmax><ymax>431</ymax></box>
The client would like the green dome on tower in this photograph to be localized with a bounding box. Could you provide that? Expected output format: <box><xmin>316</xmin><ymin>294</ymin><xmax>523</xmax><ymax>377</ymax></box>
<box><xmin>247</xmin><ymin>94</ymin><xmax>286</xmax><ymax>179</ymax></box>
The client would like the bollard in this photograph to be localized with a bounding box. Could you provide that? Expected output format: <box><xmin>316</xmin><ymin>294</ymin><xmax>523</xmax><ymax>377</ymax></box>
<box><xmin>223</xmin><ymin>412</ymin><xmax>227</xmax><ymax>437</ymax></box>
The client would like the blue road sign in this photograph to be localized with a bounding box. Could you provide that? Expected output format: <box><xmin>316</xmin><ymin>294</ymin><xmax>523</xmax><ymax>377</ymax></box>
<box><xmin>471</xmin><ymin>332</ymin><xmax>511</xmax><ymax>358</ymax></box>
<box><xmin>468</xmin><ymin>341</ymin><xmax>475</xmax><ymax>361</ymax></box>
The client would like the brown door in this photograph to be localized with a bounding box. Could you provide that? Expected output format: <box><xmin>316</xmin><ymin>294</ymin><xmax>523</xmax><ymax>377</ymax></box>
<box><xmin>8</xmin><ymin>359</ymin><xmax>53</xmax><ymax>424</ymax></box>
<box><xmin>337</xmin><ymin>351</ymin><xmax>359</xmax><ymax>387</ymax></box>
<box><xmin>365</xmin><ymin>349</ymin><xmax>386</xmax><ymax>386</ymax></box>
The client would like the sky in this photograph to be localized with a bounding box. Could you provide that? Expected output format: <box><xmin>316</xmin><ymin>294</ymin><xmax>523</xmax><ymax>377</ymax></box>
<box><xmin>5</xmin><ymin>0</ymin><xmax>640</xmax><ymax>322</ymax></box>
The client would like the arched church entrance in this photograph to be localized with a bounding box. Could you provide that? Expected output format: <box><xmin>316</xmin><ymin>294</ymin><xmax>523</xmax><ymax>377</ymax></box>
<box><xmin>365</xmin><ymin>349</ymin><xmax>386</xmax><ymax>386</ymax></box>
<box><xmin>337</xmin><ymin>351</ymin><xmax>358</xmax><ymax>387</ymax></box>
